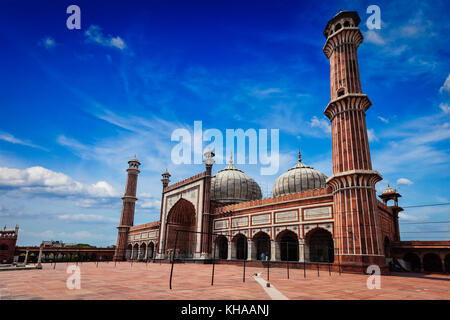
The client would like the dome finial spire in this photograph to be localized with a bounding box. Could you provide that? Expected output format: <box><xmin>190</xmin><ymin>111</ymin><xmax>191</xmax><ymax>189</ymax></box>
<box><xmin>298</xmin><ymin>149</ymin><xmax>302</xmax><ymax>162</ymax></box>
<box><xmin>230</xmin><ymin>152</ymin><xmax>234</xmax><ymax>164</ymax></box>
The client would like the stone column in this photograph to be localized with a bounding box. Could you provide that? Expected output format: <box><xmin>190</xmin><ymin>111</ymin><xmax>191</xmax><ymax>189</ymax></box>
<box><xmin>24</xmin><ymin>250</ymin><xmax>29</xmax><ymax>265</ymax></box>
<box><xmin>36</xmin><ymin>245</ymin><xmax>43</xmax><ymax>268</ymax></box>
<box><xmin>247</xmin><ymin>240</ymin><xmax>255</xmax><ymax>261</ymax></box>
<box><xmin>270</xmin><ymin>241</ymin><xmax>277</xmax><ymax>261</ymax></box>
<box><xmin>227</xmin><ymin>242</ymin><xmax>232</xmax><ymax>260</ymax></box>
<box><xmin>130</xmin><ymin>245</ymin><xmax>134</xmax><ymax>260</ymax></box>
<box><xmin>298</xmin><ymin>240</ymin><xmax>305</xmax><ymax>262</ymax></box>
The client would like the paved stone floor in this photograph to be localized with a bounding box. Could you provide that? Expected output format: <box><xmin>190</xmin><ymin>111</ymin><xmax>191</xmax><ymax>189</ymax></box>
<box><xmin>0</xmin><ymin>262</ymin><xmax>448</xmax><ymax>300</ymax></box>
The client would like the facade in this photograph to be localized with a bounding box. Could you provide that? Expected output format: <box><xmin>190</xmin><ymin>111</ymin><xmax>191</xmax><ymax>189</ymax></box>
<box><xmin>0</xmin><ymin>225</ymin><xmax>19</xmax><ymax>264</ymax></box>
<box><xmin>113</xmin><ymin>11</ymin><xmax>450</xmax><ymax>273</ymax></box>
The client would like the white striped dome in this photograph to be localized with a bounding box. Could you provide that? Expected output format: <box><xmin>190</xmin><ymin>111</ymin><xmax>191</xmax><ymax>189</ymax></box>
<box><xmin>272</xmin><ymin>153</ymin><xmax>327</xmax><ymax>197</ymax></box>
<box><xmin>211</xmin><ymin>158</ymin><xmax>262</xmax><ymax>204</ymax></box>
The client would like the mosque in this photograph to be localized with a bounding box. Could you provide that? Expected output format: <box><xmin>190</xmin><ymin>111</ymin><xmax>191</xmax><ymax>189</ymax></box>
<box><xmin>113</xmin><ymin>11</ymin><xmax>450</xmax><ymax>273</ymax></box>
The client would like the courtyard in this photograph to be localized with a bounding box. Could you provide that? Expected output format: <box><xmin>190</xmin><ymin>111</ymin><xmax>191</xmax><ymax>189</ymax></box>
<box><xmin>0</xmin><ymin>262</ymin><xmax>448</xmax><ymax>300</ymax></box>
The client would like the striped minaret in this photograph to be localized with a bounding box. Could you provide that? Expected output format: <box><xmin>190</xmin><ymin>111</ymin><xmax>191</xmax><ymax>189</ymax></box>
<box><xmin>323</xmin><ymin>11</ymin><xmax>385</xmax><ymax>268</ymax></box>
<box><xmin>113</xmin><ymin>156</ymin><xmax>141</xmax><ymax>261</ymax></box>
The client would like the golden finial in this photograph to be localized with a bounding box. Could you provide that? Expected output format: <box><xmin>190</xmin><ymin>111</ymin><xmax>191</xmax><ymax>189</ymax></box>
<box><xmin>298</xmin><ymin>150</ymin><xmax>302</xmax><ymax>162</ymax></box>
<box><xmin>230</xmin><ymin>152</ymin><xmax>234</xmax><ymax>164</ymax></box>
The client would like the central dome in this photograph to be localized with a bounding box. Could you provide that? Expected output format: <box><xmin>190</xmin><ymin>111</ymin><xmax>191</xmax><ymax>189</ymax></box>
<box><xmin>211</xmin><ymin>156</ymin><xmax>262</xmax><ymax>204</ymax></box>
<box><xmin>272</xmin><ymin>151</ymin><xmax>327</xmax><ymax>197</ymax></box>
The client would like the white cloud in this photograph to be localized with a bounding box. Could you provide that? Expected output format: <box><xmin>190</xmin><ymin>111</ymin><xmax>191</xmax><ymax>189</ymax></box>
<box><xmin>397</xmin><ymin>178</ymin><xmax>413</xmax><ymax>185</ymax></box>
<box><xmin>377</xmin><ymin>116</ymin><xmax>389</xmax><ymax>124</ymax></box>
<box><xmin>39</xmin><ymin>36</ymin><xmax>56</xmax><ymax>49</ymax></box>
<box><xmin>139</xmin><ymin>200</ymin><xmax>161</xmax><ymax>209</ymax></box>
<box><xmin>0</xmin><ymin>166</ymin><xmax>119</xmax><ymax>198</ymax></box>
<box><xmin>372</xmin><ymin>111</ymin><xmax>450</xmax><ymax>175</ymax></box>
<box><xmin>310</xmin><ymin>116</ymin><xmax>331</xmax><ymax>134</ymax></box>
<box><xmin>0</xmin><ymin>131</ymin><xmax>47</xmax><ymax>151</ymax></box>
<box><xmin>367</xmin><ymin>129</ymin><xmax>378</xmax><ymax>142</ymax></box>
<box><xmin>364</xmin><ymin>30</ymin><xmax>385</xmax><ymax>45</ymax></box>
<box><xmin>439</xmin><ymin>74</ymin><xmax>450</xmax><ymax>95</ymax></box>
<box><xmin>85</xmin><ymin>25</ymin><xmax>127</xmax><ymax>51</ymax></box>
<box><xmin>57</xmin><ymin>214</ymin><xmax>116</xmax><ymax>223</ymax></box>
<box><xmin>139</xmin><ymin>192</ymin><xmax>154</xmax><ymax>198</ymax></box>
<box><xmin>439</xmin><ymin>103</ymin><xmax>450</xmax><ymax>114</ymax></box>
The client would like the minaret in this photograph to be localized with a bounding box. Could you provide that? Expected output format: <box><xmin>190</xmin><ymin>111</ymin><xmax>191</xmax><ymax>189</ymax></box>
<box><xmin>323</xmin><ymin>11</ymin><xmax>385</xmax><ymax>268</ymax></box>
<box><xmin>113</xmin><ymin>156</ymin><xmax>141</xmax><ymax>261</ymax></box>
<box><xmin>201</xmin><ymin>150</ymin><xmax>215</xmax><ymax>256</ymax></box>
<box><xmin>379</xmin><ymin>185</ymin><xmax>403</xmax><ymax>242</ymax></box>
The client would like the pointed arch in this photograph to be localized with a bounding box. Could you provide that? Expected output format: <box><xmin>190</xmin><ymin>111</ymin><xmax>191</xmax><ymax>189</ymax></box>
<box><xmin>214</xmin><ymin>235</ymin><xmax>228</xmax><ymax>259</ymax></box>
<box><xmin>305</xmin><ymin>227</ymin><xmax>334</xmax><ymax>262</ymax></box>
<box><xmin>165</xmin><ymin>198</ymin><xmax>197</xmax><ymax>257</ymax></box>
<box><xmin>253</xmin><ymin>231</ymin><xmax>271</xmax><ymax>261</ymax></box>
<box><xmin>231</xmin><ymin>233</ymin><xmax>247</xmax><ymax>260</ymax></box>
<box><xmin>276</xmin><ymin>229</ymin><xmax>299</xmax><ymax>261</ymax></box>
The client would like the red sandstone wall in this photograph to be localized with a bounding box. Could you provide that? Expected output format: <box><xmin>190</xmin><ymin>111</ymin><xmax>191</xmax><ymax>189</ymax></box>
<box><xmin>0</xmin><ymin>237</ymin><xmax>17</xmax><ymax>263</ymax></box>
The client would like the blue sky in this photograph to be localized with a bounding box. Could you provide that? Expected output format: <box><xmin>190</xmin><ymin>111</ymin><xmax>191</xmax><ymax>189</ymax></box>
<box><xmin>0</xmin><ymin>0</ymin><xmax>449</xmax><ymax>246</ymax></box>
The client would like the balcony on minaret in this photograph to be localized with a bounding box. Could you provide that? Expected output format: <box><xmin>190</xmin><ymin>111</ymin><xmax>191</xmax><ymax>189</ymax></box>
<box><xmin>128</xmin><ymin>155</ymin><xmax>141</xmax><ymax>170</ymax></box>
<box><xmin>323</xmin><ymin>11</ymin><xmax>364</xmax><ymax>101</ymax></box>
<box><xmin>161</xmin><ymin>169</ymin><xmax>171</xmax><ymax>188</ymax></box>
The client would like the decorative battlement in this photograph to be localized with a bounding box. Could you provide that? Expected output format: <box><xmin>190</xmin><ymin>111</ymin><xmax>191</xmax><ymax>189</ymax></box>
<box><xmin>129</xmin><ymin>221</ymin><xmax>160</xmax><ymax>232</ymax></box>
<box><xmin>214</xmin><ymin>187</ymin><xmax>333</xmax><ymax>214</ymax></box>
<box><xmin>0</xmin><ymin>226</ymin><xmax>18</xmax><ymax>239</ymax></box>
<box><xmin>0</xmin><ymin>231</ymin><xmax>17</xmax><ymax>239</ymax></box>
<box><xmin>163</xmin><ymin>172</ymin><xmax>206</xmax><ymax>193</ymax></box>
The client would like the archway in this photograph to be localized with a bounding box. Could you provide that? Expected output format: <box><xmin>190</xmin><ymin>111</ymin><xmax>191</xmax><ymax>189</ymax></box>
<box><xmin>147</xmin><ymin>242</ymin><xmax>154</xmax><ymax>260</ymax></box>
<box><xmin>306</xmin><ymin>228</ymin><xmax>334</xmax><ymax>262</ymax></box>
<box><xmin>445</xmin><ymin>254</ymin><xmax>450</xmax><ymax>273</ymax></box>
<box><xmin>232</xmin><ymin>234</ymin><xmax>247</xmax><ymax>260</ymax></box>
<box><xmin>214</xmin><ymin>236</ymin><xmax>228</xmax><ymax>259</ymax></box>
<box><xmin>253</xmin><ymin>232</ymin><xmax>270</xmax><ymax>261</ymax></box>
<box><xmin>132</xmin><ymin>243</ymin><xmax>139</xmax><ymax>260</ymax></box>
<box><xmin>166</xmin><ymin>198</ymin><xmax>196</xmax><ymax>258</ymax></box>
<box><xmin>277</xmin><ymin>230</ymin><xmax>299</xmax><ymax>261</ymax></box>
<box><xmin>423</xmin><ymin>253</ymin><xmax>442</xmax><ymax>273</ymax></box>
<box><xmin>384</xmin><ymin>237</ymin><xmax>391</xmax><ymax>258</ymax></box>
<box><xmin>139</xmin><ymin>243</ymin><xmax>146</xmax><ymax>261</ymax></box>
<box><xmin>403</xmin><ymin>253</ymin><xmax>421</xmax><ymax>272</ymax></box>
<box><xmin>125</xmin><ymin>244</ymin><xmax>132</xmax><ymax>260</ymax></box>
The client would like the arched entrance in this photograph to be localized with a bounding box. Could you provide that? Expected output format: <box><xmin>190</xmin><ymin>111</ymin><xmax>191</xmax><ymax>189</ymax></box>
<box><xmin>277</xmin><ymin>230</ymin><xmax>299</xmax><ymax>261</ymax></box>
<box><xmin>214</xmin><ymin>236</ymin><xmax>228</xmax><ymax>259</ymax></box>
<box><xmin>253</xmin><ymin>232</ymin><xmax>270</xmax><ymax>261</ymax></box>
<box><xmin>403</xmin><ymin>253</ymin><xmax>421</xmax><ymax>272</ymax></box>
<box><xmin>306</xmin><ymin>228</ymin><xmax>334</xmax><ymax>262</ymax></box>
<box><xmin>232</xmin><ymin>234</ymin><xmax>247</xmax><ymax>260</ymax></box>
<box><xmin>125</xmin><ymin>244</ymin><xmax>132</xmax><ymax>260</ymax></box>
<box><xmin>132</xmin><ymin>243</ymin><xmax>139</xmax><ymax>260</ymax></box>
<box><xmin>445</xmin><ymin>254</ymin><xmax>450</xmax><ymax>273</ymax></box>
<box><xmin>384</xmin><ymin>237</ymin><xmax>391</xmax><ymax>258</ymax></box>
<box><xmin>147</xmin><ymin>242</ymin><xmax>154</xmax><ymax>260</ymax></box>
<box><xmin>165</xmin><ymin>198</ymin><xmax>196</xmax><ymax>258</ymax></box>
<box><xmin>423</xmin><ymin>253</ymin><xmax>442</xmax><ymax>273</ymax></box>
<box><xmin>139</xmin><ymin>243</ymin><xmax>146</xmax><ymax>261</ymax></box>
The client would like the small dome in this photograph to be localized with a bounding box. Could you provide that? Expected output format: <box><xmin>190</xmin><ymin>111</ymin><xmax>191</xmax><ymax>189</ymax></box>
<box><xmin>211</xmin><ymin>156</ymin><xmax>262</xmax><ymax>204</ymax></box>
<box><xmin>382</xmin><ymin>184</ymin><xmax>396</xmax><ymax>195</ymax></box>
<box><xmin>129</xmin><ymin>155</ymin><xmax>140</xmax><ymax>164</ymax></box>
<box><xmin>272</xmin><ymin>151</ymin><xmax>327</xmax><ymax>197</ymax></box>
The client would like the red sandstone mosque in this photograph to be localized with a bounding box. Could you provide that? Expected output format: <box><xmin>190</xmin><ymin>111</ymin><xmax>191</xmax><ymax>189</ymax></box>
<box><xmin>113</xmin><ymin>11</ymin><xmax>450</xmax><ymax>273</ymax></box>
